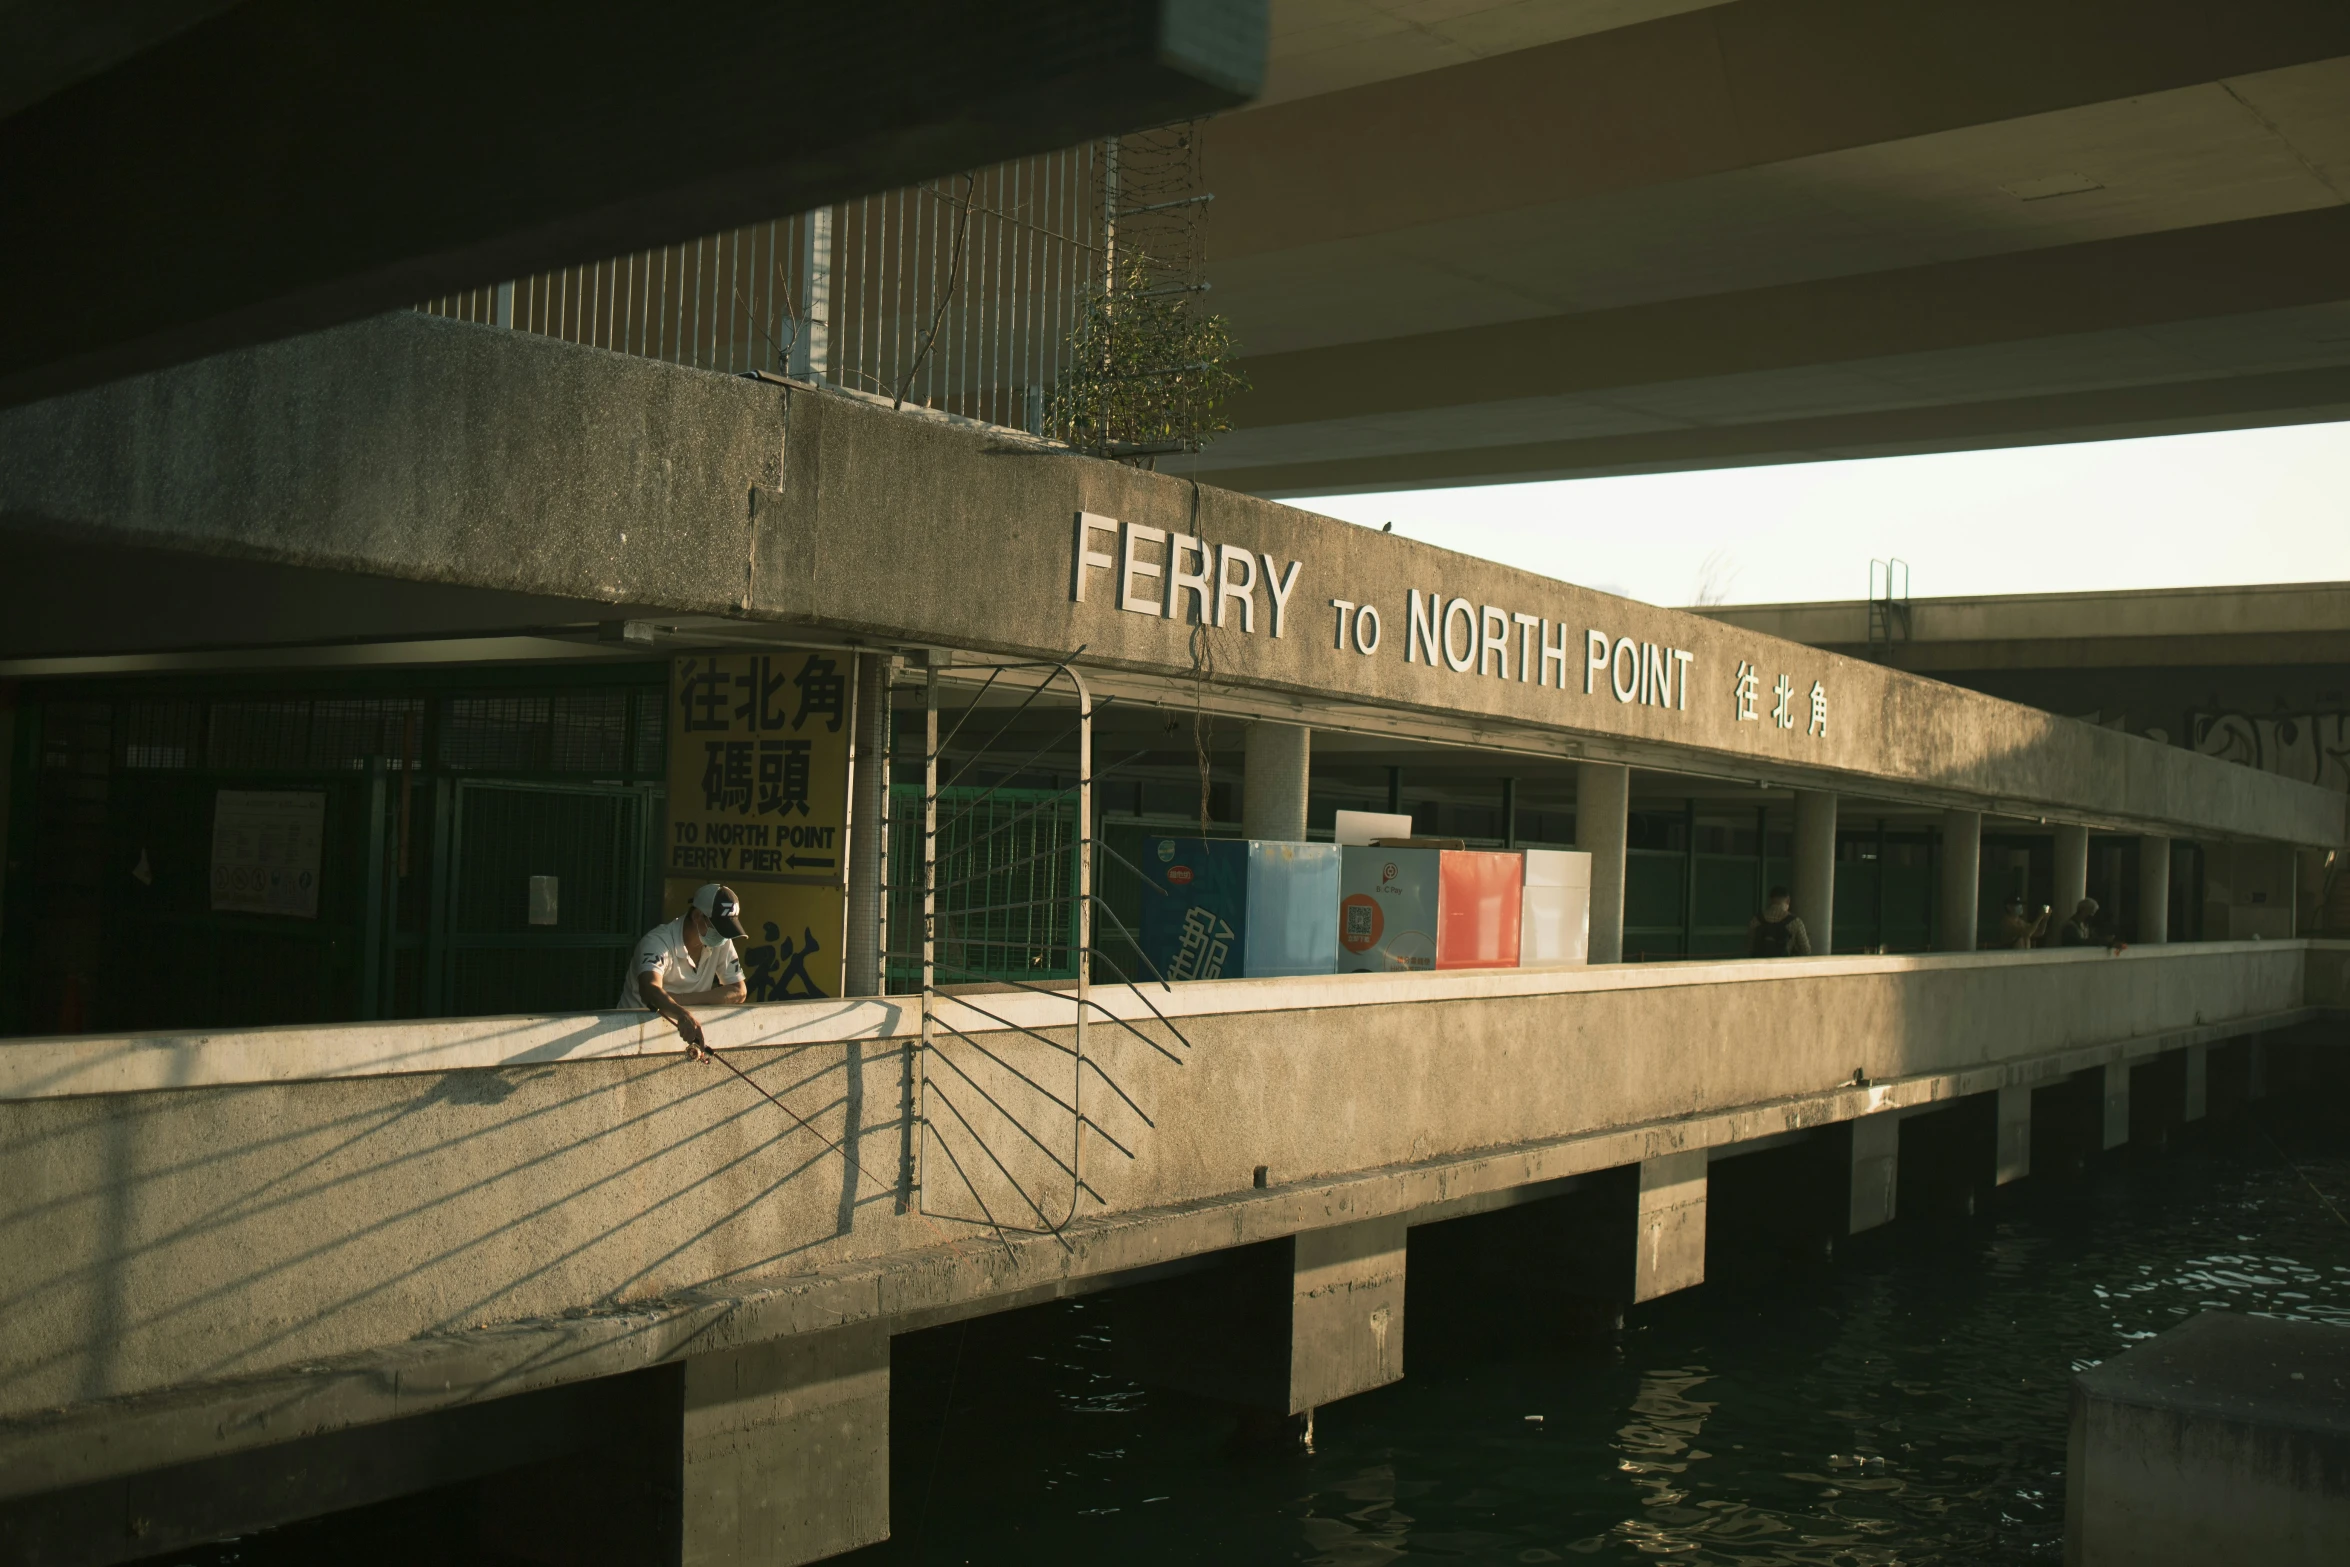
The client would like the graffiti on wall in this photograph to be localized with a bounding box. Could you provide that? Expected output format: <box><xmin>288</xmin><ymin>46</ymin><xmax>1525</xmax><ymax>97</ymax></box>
<box><xmin>2192</xmin><ymin>712</ymin><xmax>2350</xmax><ymax>793</ymax></box>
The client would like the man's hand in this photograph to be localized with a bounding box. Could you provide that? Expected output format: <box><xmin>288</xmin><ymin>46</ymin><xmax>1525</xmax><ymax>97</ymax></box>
<box><xmin>641</xmin><ymin>970</ymin><xmax>712</xmax><ymax>1058</ymax></box>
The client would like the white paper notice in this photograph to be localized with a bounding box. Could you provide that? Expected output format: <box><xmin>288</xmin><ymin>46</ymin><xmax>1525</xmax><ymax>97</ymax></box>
<box><xmin>210</xmin><ymin>790</ymin><xmax>326</xmax><ymax>918</ymax></box>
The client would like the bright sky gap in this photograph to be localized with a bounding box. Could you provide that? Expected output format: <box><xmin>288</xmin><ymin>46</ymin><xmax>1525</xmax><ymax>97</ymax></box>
<box><xmin>1305</xmin><ymin>419</ymin><xmax>2350</xmax><ymax>609</ymax></box>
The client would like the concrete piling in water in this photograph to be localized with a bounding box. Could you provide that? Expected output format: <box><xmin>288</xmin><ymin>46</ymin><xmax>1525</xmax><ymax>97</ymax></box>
<box><xmin>2068</xmin><ymin>1311</ymin><xmax>2350</xmax><ymax>1565</ymax></box>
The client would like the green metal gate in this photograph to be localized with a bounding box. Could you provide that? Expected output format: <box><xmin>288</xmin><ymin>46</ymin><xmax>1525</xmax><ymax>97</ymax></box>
<box><xmin>419</xmin><ymin>778</ymin><xmax>662</xmax><ymax>1016</ymax></box>
<box><xmin>885</xmin><ymin>783</ymin><xmax>1080</xmax><ymax>990</ymax></box>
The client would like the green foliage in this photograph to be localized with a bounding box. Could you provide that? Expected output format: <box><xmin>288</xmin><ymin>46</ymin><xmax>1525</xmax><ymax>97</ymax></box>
<box><xmin>1046</xmin><ymin>255</ymin><xmax>1248</xmax><ymax>457</ymax></box>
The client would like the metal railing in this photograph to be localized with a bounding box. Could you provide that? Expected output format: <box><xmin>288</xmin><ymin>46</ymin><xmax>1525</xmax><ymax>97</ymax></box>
<box><xmin>421</xmin><ymin>141</ymin><xmax>1121</xmax><ymax>435</ymax></box>
<box><xmin>878</xmin><ymin>656</ymin><xmax>1193</xmax><ymax>1249</ymax></box>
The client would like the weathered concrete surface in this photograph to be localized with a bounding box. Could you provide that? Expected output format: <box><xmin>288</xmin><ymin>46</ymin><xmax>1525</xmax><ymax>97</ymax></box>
<box><xmin>0</xmin><ymin>941</ymin><xmax>2332</xmax><ymax>1498</ymax></box>
<box><xmin>0</xmin><ymin>312</ymin><xmax>2340</xmax><ymax>846</ymax></box>
<box><xmin>1847</xmin><ymin>1112</ymin><xmax>1899</xmax><ymax>1232</ymax></box>
<box><xmin>0</xmin><ymin>1368</ymin><xmax>675</xmax><ymax>1567</ymax></box>
<box><xmin>680</xmin><ymin>1323</ymin><xmax>888</xmax><ymax>1567</ymax></box>
<box><xmin>1633</xmin><ymin>1151</ymin><xmax>1705</xmax><ymax>1301</ymax></box>
<box><xmin>2067</xmin><ymin>1311</ymin><xmax>2350</xmax><ymax>1566</ymax></box>
<box><xmin>1287</xmin><ymin>1215</ymin><xmax>1406</xmax><ymax>1412</ymax></box>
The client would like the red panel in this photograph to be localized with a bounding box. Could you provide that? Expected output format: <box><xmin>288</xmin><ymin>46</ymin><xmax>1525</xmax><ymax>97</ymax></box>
<box><xmin>1435</xmin><ymin>851</ymin><xmax>1523</xmax><ymax>969</ymax></box>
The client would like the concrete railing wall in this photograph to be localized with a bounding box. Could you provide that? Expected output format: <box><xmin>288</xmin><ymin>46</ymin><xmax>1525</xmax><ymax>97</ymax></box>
<box><xmin>0</xmin><ymin>942</ymin><xmax>2331</xmax><ymax>1426</ymax></box>
<box><xmin>3</xmin><ymin>312</ymin><xmax>2341</xmax><ymax>845</ymax></box>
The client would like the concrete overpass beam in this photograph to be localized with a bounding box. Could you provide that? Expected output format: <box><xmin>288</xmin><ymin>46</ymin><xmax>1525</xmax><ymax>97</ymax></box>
<box><xmin>1633</xmin><ymin>1152</ymin><xmax>1706</xmax><ymax>1301</ymax></box>
<box><xmin>1793</xmin><ymin>790</ymin><xmax>1837</xmax><ymax>955</ymax></box>
<box><xmin>1940</xmin><ymin>810</ymin><xmax>1981</xmax><ymax>952</ymax></box>
<box><xmin>1578</xmin><ymin>763</ymin><xmax>1629</xmax><ymax>964</ymax></box>
<box><xmin>1996</xmin><ymin>1084</ymin><xmax>2032</xmax><ymax>1185</ymax></box>
<box><xmin>2139</xmin><ymin>837</ymin><xmax>2172</xmax><ymax>943</ymax></box>
<box><xmin>1848</xmin><ymin>1113</ymin><xmax>1900</xmax><ymax>1234</ymax></box>
<box><xmin>678</xmin><ymin>1323</ymin><xmax>890</xmax><ymax>1566</ymax></box>
<box><xmin>2055</xmin><ymin>825</ymin><xmax>2090</xmax><ymax>926</ymax></box>
<box><xmin>1242</xmin><ymin>722</ymin><xmax>1310</xmax><ymax>842</ymax></box>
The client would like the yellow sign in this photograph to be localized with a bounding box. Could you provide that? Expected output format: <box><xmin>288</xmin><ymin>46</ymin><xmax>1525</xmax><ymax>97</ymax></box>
<box><xmin>665</xmin><ymin>652</ymin><xmax>852</xmax><ymax>1000</ymax></box>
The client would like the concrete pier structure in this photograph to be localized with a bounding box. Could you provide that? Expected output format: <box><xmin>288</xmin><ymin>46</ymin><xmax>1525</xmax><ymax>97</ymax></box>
<box><xmin>2</xmin><ymin>937</ymin><xmax>2337</xmax><ymax>1564</ymax></box>
<box><xmin>681</xmin><ymin>1326</ymin><xmax>890</xmax><ymax>1566</ymax></box>
<box><xmin>8</xmin><ymin>1</ymin><xmax>2350</xmax><ymax>1553</ymax></box>
<box><xmin>1634</xmin><ymin>1152</ymin><xmax>1708</xmax><ymax>1301</ymax></box>
<box><xmin>0</xmin><ymin>289</ymin><xmax>2342</xmax><ymax>1565</ymax></box>
<box><xmin>2069</xmin><ymin>1311</ymin><xmax>2350</xmax><ymax>1565</ymax></box>
<box><xmin>1847</xmin><ymin>1113</ymin><xmax>1900</xmax><ymax>1234</ymax></box>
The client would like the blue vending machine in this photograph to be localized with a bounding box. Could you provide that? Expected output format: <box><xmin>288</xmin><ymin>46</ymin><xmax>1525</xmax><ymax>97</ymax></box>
<box><xmin>1140</xmin><ymin>839</ymin><xmax>1341</xmax><ymax>981</ymax></box>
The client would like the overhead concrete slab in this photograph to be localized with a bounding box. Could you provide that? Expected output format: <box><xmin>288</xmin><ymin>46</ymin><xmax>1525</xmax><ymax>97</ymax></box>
<box><xmin>1180</xmin><ymin>0</ymin><xmax>2350</xmax><ymax>489</ymax></box>
<box><xmin>0</xmin><ymin>0</ymin><xmax>1270</xmax><ymax>406</ymax></box>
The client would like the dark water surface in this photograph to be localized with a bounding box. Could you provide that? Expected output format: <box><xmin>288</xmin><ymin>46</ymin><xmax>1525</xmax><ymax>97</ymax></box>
<box><xmin>857</xmin><ymin>1105</ymin><xmax>2350</xmax><ymax>1567</ymax></box>
<box><xmin>159</xmin><ymin>1103</ymin><xmax>2350</xmax><ymax>1566</ymax></box>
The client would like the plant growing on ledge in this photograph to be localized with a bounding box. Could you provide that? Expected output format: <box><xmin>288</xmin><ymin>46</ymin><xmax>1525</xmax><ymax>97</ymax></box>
<box><xmin>1046</xmin><ymin>253</ymin><xmax>1248</xmax><ymax>461</ymax></box>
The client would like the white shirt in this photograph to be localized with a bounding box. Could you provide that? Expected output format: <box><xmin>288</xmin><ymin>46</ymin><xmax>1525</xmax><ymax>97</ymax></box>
<box><xmin>620</xmin><ymin>917</ymin><xmax>743</xmax><ymax>1009</ymax></box>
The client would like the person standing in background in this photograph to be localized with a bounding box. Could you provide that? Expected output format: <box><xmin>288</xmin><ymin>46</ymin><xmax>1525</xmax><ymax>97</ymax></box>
<box><xmin>1748</xmin><ymin>885</ymin><xmax>1813</xmax><ymax>957</ymax></box>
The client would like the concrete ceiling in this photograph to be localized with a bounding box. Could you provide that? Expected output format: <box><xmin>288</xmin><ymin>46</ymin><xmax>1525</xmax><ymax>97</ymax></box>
<box><xmin>1181</xmin><ymin>0</ymin><xmax>2350</xmax><ymax>494</ymax></box>
<box><xmin>1258</xmin><ymin>0</ymin><xmax>1731</xmax><ymax>105</ymax></box>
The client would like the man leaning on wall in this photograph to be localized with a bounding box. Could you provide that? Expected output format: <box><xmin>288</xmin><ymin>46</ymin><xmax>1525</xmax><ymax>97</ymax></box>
<box><xmin>622</xmin><ymin>882</ymin><xmax>749</xmax><ymax>1052</ymax></box>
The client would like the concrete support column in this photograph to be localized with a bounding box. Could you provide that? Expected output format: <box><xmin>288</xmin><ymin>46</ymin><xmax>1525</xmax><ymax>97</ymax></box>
<box><xmin>843</xmin><ymin>654</ymin><xmax>890</xmax><ymax>998</ymax></box>
<box><xmin>2184</xmin><ymin>1044</ymin><xmax>2209</xmax><ymax>1122</ymax></box>
<box><xmin>2101</xmin><ymin>1062</ymin><xmax>2131</xmax><ymax>1151</ymax></box>
<box><xmin>1242</xmin><ymin>722</ymin><xmax>1309</xmax><ymax>842</ymax></box>
<box><xmin>1578</xmin><ymin>762</ymin><xmax>1629</xmax><ymax>964</ymax></box>
<box><xmin>2138</xmin><ymin>835</ymin><xmax>2171</xmax><ymax>943</ymax></box>
<box><xmin>1288</xmin><ymin>1215</ymin><xmax>1408</xmax><ymax>1412</ymax></box>
<box><xmin>1792</xmin><ymin>790</ymin><xmax>1837</xmax><ymax>954</ymax></box>
<box><xmin>2054</xmin><ymin>823</ymin><xmax>2089</xmax><ymax>924</ymax></box>
<box><xmin>1849</xmin><ymin>1113</ymin><xmax>1899</xmax><ymax>1233</ymax></box>
<box><xmin>1113</xmin><ymin>1215</ymin><xmax>1405</xmax><ymax>1418</ymax></box>
<box><xmin>2249</xmin><ymin>1036</ymin><xmax>2270</xmax><ymax>1100</ymax></box>
<box><xmin>1939</xmin><ymin>809</ymin><xmax>1982</xmax><ymax>951</ymax></box>
<box><xmin>1996</xmin><ymin>1084</ymin><xmax>2032</xmax><ymax>1185</ymax></box>
<box><xmin>680</xmin><ymin>1321</ymin><xmax>889</xmax><ymax>1565</ymax></box>
<box><xmin>1633</xmin><ymin>1151</ymin><xmax>1707</xmax><ymax>1301</ymax></box>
